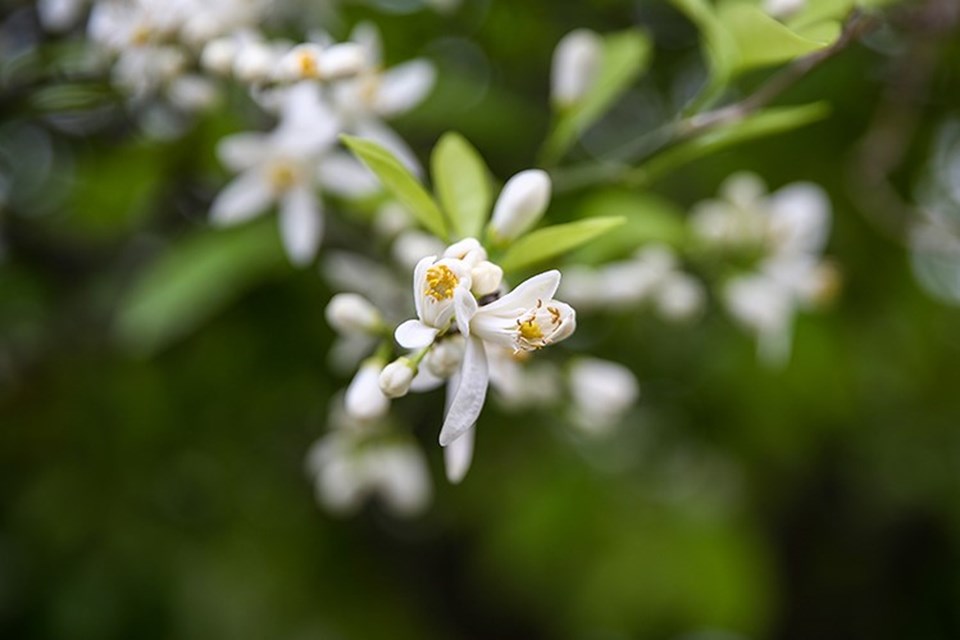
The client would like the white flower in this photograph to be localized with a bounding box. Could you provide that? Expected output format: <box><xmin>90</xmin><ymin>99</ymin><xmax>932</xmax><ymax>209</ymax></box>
<box><xmin>38</xmin><ymin>0</ymin><xmax>88</xmax><ymax>31</ymax></box>
<box><xmin>489</xmin><ymin>169</ymin><xmax>552</xmax><ymax>242</ymax></box>
<box><xmin>325</xmin><ymin>293</ymin><xmax>383</xmax><ymax>335</ymax></box>
<box><xmin>439</xmin><ymin>270</ymin><xmax>576</xmax><ymax>446</ymax></box>
<box><xmin>276</xmin><ymin>42</ymin><xmax>366</xmax><ymax>82</ymax></box>
<box><xmin>394</xmin><ymin>255</ymin><xmax>474</xmax><ymax>348</ymax></box>
<box><xmin>568</xmin><ymin>358</ymin><xmax>639</xmax><ymax>434</ymax></box>
<box><xmin>551</xmin><ymin>29</ymin><xmax>603</xmax><ymax>109</ymax></box>
<box><xmin>211</xmin><ymin>83</ymin><xmax>374</xmax><ymax>266</ymax></box>
<box><xmin>306</xmin><ymin>427</ymin><xmax>432</xmax><ymax>517</ymax></box>
<box><xmin>344</xmin><ymin>359</ymin><xmax>390</xmax><ymax>420</ymax></box>
<box><xmin>654</xmin><ymin>273</ymin><xmax>705</xmax><ymax>321</ymax></box>
<box><xmin>379</xmin><ymin>358</ymin><xmax>416</xmax><ymax>398</ymax></box>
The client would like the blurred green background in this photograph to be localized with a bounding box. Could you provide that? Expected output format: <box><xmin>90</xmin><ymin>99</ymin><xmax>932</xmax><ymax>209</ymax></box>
<box><xmin>1</xmin><ymin>0</ymin><xmax>959</xmax><ymax>638</ymax></box>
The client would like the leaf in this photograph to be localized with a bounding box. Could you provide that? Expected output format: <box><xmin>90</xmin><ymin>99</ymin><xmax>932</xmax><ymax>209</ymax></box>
<box><xmin>499</xmin><ymin>217</ymin><xmax>626</xmax><ymax>272</ymax></box>
<box><xmin>542</xmin><ymin>29</ymin><xmax>652</xmax><ymax>163</ymax></box>
<box><xmin>570</xmin><ymin>191</ymin><xmax>689</xmax><ymax>264</ymax></box>
<box><xmin>342</xmin><ymin>135</ymin><xmax>448</xmax><ymax>239</ymax></box>
<box><xmin>431</xmin><ymin>132</ymin><xmax>492</xmax><ymax>239</ymax></box>
<box><xmin>115</xmin><ymin>219</ymin><xmax>285</xmax><ymax>354</ymax></box>
<box><xmin>640</xmin><ymin>102</ymin><xmax>831</xmax><ymax>182</ymax></box>
<box><xmin>671</xmin><ymin>0</ymin><xmax>739</xmax><ymax>111</ymax></box>
<box><xmin>717</xmin><ymin>2</ymin><xmax>831</xmax><ymax>72</ymax></box>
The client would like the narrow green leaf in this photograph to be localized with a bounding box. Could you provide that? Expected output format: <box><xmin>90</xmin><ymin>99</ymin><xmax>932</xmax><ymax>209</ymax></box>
<box><xmin>543</xmin><ymin>29</ymin><xmax>652</xmax><ymax>163</ymax></box>
<box><xmin>499</xmin><ymin>217</ymin><xmax>626</xmax><ymax>272</ymax></box>
<box><xmin>342</xmin><ymin>135</ymin><xmax>448</xmax><ymax>239</ymax></box>
<box><xmin>717</xmin><ymin>2</ymin><xmax>830</xmax><ymax>72</ymax></box>
<box><xmin>431</xmin><ymin>132</ymin><xmax>492</xmax><ymax>239</ymax></box>
<box><xmin>640</xmin><ymin>102</ymin><xmax>831</xmax><ymax>183</ymax></box>
<box><xmin>115</xmin><ymin>219</ymin><xmax>285</xmax><ymax>354</ymax></box>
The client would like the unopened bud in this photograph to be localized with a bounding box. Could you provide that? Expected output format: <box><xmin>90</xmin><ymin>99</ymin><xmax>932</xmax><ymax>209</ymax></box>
<box><xmin>424</xmin><ymin>336</ymin><xmax>464</xmax><ymax>378</ymax></box>
<box><xmin>443</xmin><ymin>237</ymin><xmax>487</xmax><ymax>266</ymax></box>
<box><xmin>379</xmin><ymin>358</ymin><xmax>416</xmax><ymax>398</ymax></box>
<box><xmin>344</xmin><ymin>360</ymin><xmax>390</xmax><ymax>420</ymax></box>
<box><xmin>471</xmin><ymin>260</ymin><xmax>503</xmax><ymax>297</ymax></box>
<box><xmin>325</xmin><ymin>293</ymin><xmax>383</xmax><ymax>335</ymax></box>
<box><xmin>489</xmin><ymin>169</ymin><xmax>552</xmax><ymax>242</ymax></box>
<box><xmin>551</xmin><ymin>29</ymin><xmax>603</xmax><ymax>109</ymax></box>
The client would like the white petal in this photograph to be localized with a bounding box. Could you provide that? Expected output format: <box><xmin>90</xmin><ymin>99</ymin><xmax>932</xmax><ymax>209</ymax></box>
<box><xmin>480</xmin><ymin>270</ymin><xmax>561</xmax><ymax>316</ymax></box>
<box><xmin>355</xmin><ymin>118</ymin><xmax>422</xmax><ymax>177</ymax></box>
<box><xmin>410</xmin><ymin>365</ymin><xmax>445</xmax><ymax>392</ymax></box>
<box><xmin>412</xmin><ymin>255</ymin><xmax>435</xmax><ymax>320</ymax></box>
<box><xmin>373</xmin><ymin>60</ymin><xmax>436</xmax><ymax>118</ymax></box>
<box><xmin>768</xmin><ymin>183</ymin><xmax>831</xmax><ymax>255</ymax></box>
<box><xmin>279</xmin><ymin>186</ymin><xmax>323</xmax><ymax>266</ymax></box>
<box><xmin>454</xmin><ymin>286</ymin><xmax>478</xmax><ymax>337</ymax></box>
<box><xmin>438</xmin><ymin>336</ymin><xmax>488</xmax><ymax>447</ymax></box>
<box><xmin>210</xmin><ymin>171</ymin><xmax>273</xmax><ymax>226</ymax></box>
<box><xmin>444</xmin><ymin>424</ymin><xmax>475</xmax><ymax>484</ymax></box>
<box><xmin>344</xmin><ymin>362</ymin><xmax>390</xmax><ymax>420</ymax></box>
<box><xmin>395</xmin><ymin>319</ymin><xmax>438</xmax><ymax>349</ymax></box>
<box><xmin>316</xmin><ymin>152</ymin><xmax>380</xmax><ymax>198</ymax></box>
<box><xmin>350</xmin><ymin>21</ymin><xmax>382</xmax><ymax>66</ymax></box>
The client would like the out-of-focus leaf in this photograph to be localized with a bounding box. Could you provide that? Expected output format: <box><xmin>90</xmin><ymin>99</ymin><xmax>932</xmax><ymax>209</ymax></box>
<box><xmin>342</xmin><ymin>135</ymin><xmax>448</xmax><ymax>239</ymax></box>
<box><xmin>640</xmin><ymin>102</ymin><xmax>831</xmax><ymax>182</ymax></box>
<box><xmin>499</xmin><ymin>217</ymin><xmax>625</xmax><ymax>272</ymax></box>
<box><xmin>115</xmin><ymin>219</ymin><xmax>285</xmax><ymax>354</ymax></box>
<box><xmin>542</xmin><ymin>29</ymin><xmax>652</xmax><ymax>163</ymax></box>
<box><xmin>431</xmin><ymin>132</ymin><xmax>492</xmax><ymax>239</ymax></box>
<box><xmin>571</xmin><ymin>190</ymin><xmax>689</xmax><ymax>263</ymax></box>
<box><xmin>672</xmin><ymin>0</ymin><xmax>740</xmax><ymax>110</ymax></box>
<box><xmin>717</xmin><ymin>3</ymin><xmax>830</xmax><ymax>71</ymax></box>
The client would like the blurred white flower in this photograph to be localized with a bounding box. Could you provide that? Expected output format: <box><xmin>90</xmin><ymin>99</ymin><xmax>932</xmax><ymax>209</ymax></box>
<box><xmin>551</xmin><ymin>29</ymin><xmax>603</xmax><ymax>110</ymax></box>
<box><xmin>344</xmin><ymin>359</ymin><xmax>390</xmax><ymax>420</ymax></box>
<box><xmin>325</xmin><ymin>293</ymin><xmax>384</xmax><ymax>336</ymax></box>
<box><xmin>568</xmin><ymin>357</ymin><xmax>639</xmax><ymax>435</ymax></box>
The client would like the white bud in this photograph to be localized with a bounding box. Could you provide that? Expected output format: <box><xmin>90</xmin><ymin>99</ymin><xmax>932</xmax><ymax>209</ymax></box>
<box><xmin>344</xmin><ymin>360</ymin><xmax>390</xmax><ymax>420</ymax></box>
<box><xmin>379</xmin><ymin>358</ymin><xmax>416</xmax><ymax>398</ymax></box>
<box><xmin>551</xmin><ymin>29</ymin><xmax>603</xmax><ymax>109</ymax></box>
<box><xmin>319</xmin><ymin>43</ymin><xmax>366</xmax><ymax>79</ymax></box>
<box><xmin>569</xmin><ymin>358</ymin><xmax>639</xmax><ymax>434</ymax></box>
<box><xmin>471</xmin><ymin>260</ymin><xmax>503</xmax><ymax>297</ymax></box>
<box><xmin>489</xmin><ymin>169</ymin><xmax>551</xmax><ymax>242</ymax></box>
<box><xmin>424</xmin><ymin>336</ymin><xmax>464</xmax><ymax>378</ymax></box>
<box><xmin>202</xmin><ymin>37</ymin><xmax>239</xmax><ymax>75</ymax></box>
<box><xmin>325</xmin><ymin>293</ymin><xmax>383</xmax><ymax>335</ymax></box>
<box><xmin>443</xmin><ymin>237</ymin><xmax>487</xmax><ymax>266</ymax></box>
<box><xmin>234</xmin><ymin>41</ymin><xmax>278</xmax><ymax>83</ymax></box>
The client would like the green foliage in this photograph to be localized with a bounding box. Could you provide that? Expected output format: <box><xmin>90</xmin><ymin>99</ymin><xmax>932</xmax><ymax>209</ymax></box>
<box><xmin>114</xmin><ymin>219</ymin><xmax>286</xmax><ymax>354</ymax></box>
<box><xmin>542</xmin><ymin>29</ymin><xmax>652</xmax><ymax>163</ymax></box>
<box><xmin>342</xmin><ymin>135</ymin><xmax>449</xmax><ymax>239</ymax></box>
<box><xmin>430</xmin><ymin>132</ymin><xmax>493</xmax><ymax>239</ymax></box>
<box><xmin>498</xmin><ymin>216</ymin><xmax>625</xmax><ymax>272</ymax></box>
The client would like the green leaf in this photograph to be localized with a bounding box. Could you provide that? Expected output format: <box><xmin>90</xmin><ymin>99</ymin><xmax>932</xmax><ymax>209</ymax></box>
<box><xmin>499</xmin><ymin>217</ymin><xmax>626</xmax><ymax>272</ymax></box>
<box><xmin>640</xmin><ymin>102</ymin><xmax>831</xmax><ymax>183</ymax></box>
<box><xmin>671</xmin><ymin>0</ymin><xmax>739</xmax><ymax>111</ymax></box>
<box><xmin>431</xmin><ymin>132</ymin><xmax>492</xmax><ymax>239</ymax></box>
<box><xmin>717</xmin><ymin>2</ymin><xmax>831</xmax><ymax>72</ymax></box>
<box><xmin>342</xmin><ymin>135</ymin><xmax>448</xmax><ymax>239</ymax></box>
<box><xmin>571</xmin><ymin>191</ymin><xmax>689</xmax><ymax>264</ymax></box>
<box><xmin>542</xmin><ymin>29</ymin><xmax>652</xmax><ymax>163</ymax></box>
<box><xmin>115</xmin><ymin>219</ymin><xmax>285</xmax><ymax>354</ymax></box>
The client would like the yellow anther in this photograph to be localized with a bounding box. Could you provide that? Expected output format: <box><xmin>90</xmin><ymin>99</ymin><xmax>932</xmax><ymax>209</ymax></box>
<box><xmin>298</xmin><ymin>52</ymin><xmax>319</xmax><ymax>78</ymax></box>
<box><xmin>517</xmin><ymin>316</ymin><xmax>543</xmax><ymax>342</ymax></box>
<box><xmin>424</xmin><ymin>265</ymin><xmax>459</xmax><ymax>301</ymax></box>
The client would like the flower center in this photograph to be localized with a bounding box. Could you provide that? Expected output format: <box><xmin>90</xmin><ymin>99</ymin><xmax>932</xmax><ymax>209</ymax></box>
<box><xmin>424</xmin><ymin>265</ymin><xmax>458</xmax><ymax>301</ymax></box>
<box><xmin>517</xmin><ymin>316</ymin><xmax>543</xmax><ymax>341</ymax></box>
<box><xmin>298</xmin><ymin>52</ymin><xmax>319</xmax><ymax>78</ymax></box>
<box><xmin>268</xmin><ymin>162</ymin><xmax>300</xmax><ymax>192</ymax></box>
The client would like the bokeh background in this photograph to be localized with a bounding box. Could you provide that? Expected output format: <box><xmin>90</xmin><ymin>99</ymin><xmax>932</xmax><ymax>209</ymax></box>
<box><xmin>1</xmin><ymin>0</ymin><xmax>959</xmax><ymax>638</ymax></box>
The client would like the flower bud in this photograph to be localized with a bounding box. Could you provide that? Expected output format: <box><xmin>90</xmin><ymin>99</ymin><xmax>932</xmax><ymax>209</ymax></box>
<box><xmin>471</xmin><ymin>260</ymin><xmax>503</xmax><ymax>297</ymax></box>
<box><xmin>424</xmin><ymin>336</ymin><xmax>464</xmax><ymax>378</ymax></box>
<box><xmin>443</xmin><ymin>237</ymin><xmax>487</xmax><ymax>266</ymax></box>
<box><xmin>344</xmin><ymin>360</ymin><xmax>390</xmax><ymax>420</ymax></box>
<box><xmin>551</xmin><ymin>29</ymin><xmax>603</xmax><ymax>109</ymax></box>
<box><xmin>325</xmin><ymin>293</ymin><xmax>383</xmax><ymax>335</ymax></box>
<box><xmin>489</xmin><ymin>169</ymin><xmax>552</xmax><ymax>242</ymax></box>
<box><xmin>379</xmin><ymin>358</ymin><xmax>416</xmax><ymax>398</ymax></box>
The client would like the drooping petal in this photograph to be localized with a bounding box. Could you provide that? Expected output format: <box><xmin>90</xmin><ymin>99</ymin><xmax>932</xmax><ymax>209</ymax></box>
<box><xmin>279</xmin><ymin>186</ymin><xmax>323</xmax><ymax>266</ymax></box>
<box><xmin>444</xmin><ymin>424</ymin><xmax>475</xmax><ymax>484</ymax></box>
<box><xmin>373</xmin><ymin>60</ymin><xmax>436</xmax><ymax>118</ymax></box>
<box><xmin>395</xmin><ymin>319</ymin><xmax>438</xmax><ymax>349</ymax></box>
<box><xmin>438</xmin><ymin>336</ymin><xmax>488</xmax><ymax>447</ymax></box>
<box><xmin>479</xmin><ymin>270</ymin><xmax>562</xmax><ymax>316</ymax></box>
<box><xmin>210</xmin><ymin>171</ymin><xmax>273</xmax><ymax>226</ymax></box>
<box><xmin>316</xmin><ymin>152</ymin><xmax>380</xmax><ymax>199</ymax></box>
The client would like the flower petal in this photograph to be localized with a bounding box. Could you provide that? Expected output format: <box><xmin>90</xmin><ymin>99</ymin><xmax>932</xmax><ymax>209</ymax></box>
<box><xmin>279</xmin><ymin>186</ymin><xmax>323</xmax><ymax>266</ymax></box>
<box><xmin>217</xmin><ymin>132</ymin><xmax>269</xmax><ymax>171</ymax></box>
<box><xmin>444</xmin><ymin>423</ymin><xmax>475</xmax><ymax>484</ymax></box>
<box><xmin>316</xmin><ymin>152</ymin><xmax>380</xmax><ymax>199</ymax></box>
<box><xmin>479</xmin><ymin>270</ymin><xmax>561</xmax><ymax>316</ymax></box>
<box><xmin>454</xmin><ymin>286</ymin><xmax>478</xmax><ymax>337</ymax></box>
<box><xmin>354</xmin><ymin>118</ymin><xmax>422</xmax><ymax>177</ymax></box>
<box><xmin>395</xmin><ymin>319</ymin><xmax>438</xmax><ymax>349</ymax></box>
<box><xmin>373</xmin><ymin>59</ymin><xmax>436</xmax><ymax>118</ymax></box>
<box><xmin>438</xmin><ymin>336</ymin><xmax>488</xmax><ymax>446</ymax></box>
<box><xmin>210</xmin><ymin>171</ymin><xmax>273</xmax><ymax>226</ymax></box>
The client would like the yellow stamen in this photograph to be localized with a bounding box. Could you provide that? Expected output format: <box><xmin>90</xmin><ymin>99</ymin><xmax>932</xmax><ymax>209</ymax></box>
<box><xmin>298</xmin><ymin>53</ymin><xmax>319</xmax><ymax>78</ymax></box>
<box><xmin>268</xmin><ymin>163</ymin><xmax>299</xmax><ymax>191</ymax></box>
<box><xmin>424</xmin><ymin>265</ymin><xmax>458</xmax><ymax>301</ymax></box>
<box><xmin>517</xmin><ymin>316</ymin><xmax>543</xmax><ymax>342</ymax></box>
